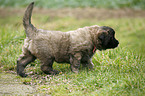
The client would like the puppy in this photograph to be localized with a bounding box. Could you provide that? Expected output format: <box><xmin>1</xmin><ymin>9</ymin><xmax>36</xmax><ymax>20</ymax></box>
<box><xmin>17</xmin><ymin>2</ymin><xmax>119</xmax><ymax>77</ymax></box>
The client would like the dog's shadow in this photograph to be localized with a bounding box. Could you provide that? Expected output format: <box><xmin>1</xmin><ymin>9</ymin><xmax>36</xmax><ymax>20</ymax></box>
<box><xmin>25</xmin><ymin>60</ymin><xmax>99</xmax><ymax>77</ymax></box>
<box><xmin>25</xmin><ymin>60</ymin><xmax>71</xmax><ymax>76</ymax></box>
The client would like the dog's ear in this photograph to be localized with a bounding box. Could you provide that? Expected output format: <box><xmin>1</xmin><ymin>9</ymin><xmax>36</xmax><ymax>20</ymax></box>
<box><xmin>98</xmin><ymin>32</ymin><xmax>109</xmax><ymax>47</ymax></box>
<box><xmin>98</xmin><ymin>33</ymin><xmax>105</xmax><ymax>41</ymax></box>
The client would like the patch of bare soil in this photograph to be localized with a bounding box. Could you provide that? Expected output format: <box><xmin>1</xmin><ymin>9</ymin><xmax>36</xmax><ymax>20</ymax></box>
<box><xmin>0</xmin><ymin>73</ymin><xmax>36</xmax><ymax>95</ymax></box>
<box><xmin>0</xmin><ymin>7</ymin><xmax>145</xmax><ymax>19</ymax></box>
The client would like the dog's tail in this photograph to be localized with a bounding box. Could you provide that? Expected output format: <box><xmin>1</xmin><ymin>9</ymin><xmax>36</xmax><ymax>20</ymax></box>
<box><xmin>23</xmin><ymin>2</ymin><xmax>37</xmax><ymax>38</ymax></box>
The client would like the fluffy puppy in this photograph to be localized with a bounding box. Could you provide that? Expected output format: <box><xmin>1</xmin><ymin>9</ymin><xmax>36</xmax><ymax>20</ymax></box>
<box><xmin>17</xmin><ymin>2</ymin><xmax>119</xmax><ymax>77</ymax></box>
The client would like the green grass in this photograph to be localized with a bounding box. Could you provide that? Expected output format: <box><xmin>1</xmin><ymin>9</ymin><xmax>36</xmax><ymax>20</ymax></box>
<box><xmin>0</xmin><ymin>0</ymin><xmax>145</xmax><ymax>10</ymax></box>
<box><xmin>0</xmin><ymin>8</ymin><xmax>145</xmax><ymax>95</ymax></box>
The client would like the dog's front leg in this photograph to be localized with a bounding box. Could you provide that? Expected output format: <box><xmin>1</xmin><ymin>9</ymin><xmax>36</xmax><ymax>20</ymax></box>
<box><xmin>82</xmin><ymin>58</ymin><xmax>94</xmax><ymax>70</ymax></box>
<box><xmin>70</xmin><ymin>53</ymin><xmax>82</xmax><ymax>73</ymax></box>
<box><xmin>87</xmin><ymin>59</ymin><xmax>94</xmax><ymax>70</ymax></box>
<box><xmin>81</xmin><ymin>55</ymin><xmax>94</xmax><ymax>70</ymax></box>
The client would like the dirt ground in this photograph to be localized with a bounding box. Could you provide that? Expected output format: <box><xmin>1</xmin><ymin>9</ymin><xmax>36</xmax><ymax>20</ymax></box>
<box><xmin>0</xmin><ymin>73</ymin><xmax>36</xmax><ymax>95</ymax></box>
<box><xmin>0</xmin><ymin>7</ymin><xmax>145</xmax><ymax>19</ymax></box>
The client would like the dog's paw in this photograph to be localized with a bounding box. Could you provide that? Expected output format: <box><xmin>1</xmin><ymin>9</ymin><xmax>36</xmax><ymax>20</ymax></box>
<box><xmin>51</xmin><ymin>70</ymin><xmax>61</xmax><ymax>75</ymax></box>
<box><xmin>43</xmin><ymin>69</ymin><xmax>61</xmax><ymax>75</ymax></box>
<box><xmin>18</xmin><ymin>72</ymin><xmax>28</xmax><ymax>77</ymax></box>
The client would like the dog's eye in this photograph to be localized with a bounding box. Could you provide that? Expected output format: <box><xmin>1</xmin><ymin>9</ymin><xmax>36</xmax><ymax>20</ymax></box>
<box><xmin>112</xmin><ymin>31</ymin><xmax>115</xmax><ymax>35</ymax></box>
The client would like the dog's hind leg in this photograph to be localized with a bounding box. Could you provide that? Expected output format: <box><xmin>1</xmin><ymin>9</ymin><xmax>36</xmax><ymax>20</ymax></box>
<box><xmin>40</xmin><ymin>58</ymin><xmax>60</xmax><ymax>75</ymax></box>
<box><xmin>17</xmin><ymin>48</ymin><xmax>36</xmax><ymax>77</ymax></box>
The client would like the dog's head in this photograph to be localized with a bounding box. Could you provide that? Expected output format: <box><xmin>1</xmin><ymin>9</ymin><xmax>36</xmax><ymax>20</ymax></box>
<box><xmin>96</xmin><ymin>26</ymin><xmax>119</xmax><ymax>50</ymax></box>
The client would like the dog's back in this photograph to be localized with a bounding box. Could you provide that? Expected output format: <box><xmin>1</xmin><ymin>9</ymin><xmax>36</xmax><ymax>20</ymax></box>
<box><xmin>32</xmin><ymin>30</ymin><xmax>71</xmax><ymax>63</ymax></box>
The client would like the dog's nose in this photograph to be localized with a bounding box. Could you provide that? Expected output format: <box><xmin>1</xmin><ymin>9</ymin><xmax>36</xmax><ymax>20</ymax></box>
<box><xmin>117</xmin><ymin>40</ymin><xmax>119</xmax><ymax>45</ymax></box>
<box><xmin>115</xmin><ymin>40</ymin><xmax>119</xmax><ymax>47</ymax></box>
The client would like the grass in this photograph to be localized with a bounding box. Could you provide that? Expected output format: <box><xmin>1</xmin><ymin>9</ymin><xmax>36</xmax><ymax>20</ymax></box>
<box><xmin>0</xmin><ymin>8</ymin><xmax>145</xmax><ymax>95</ymax></box>
<box><xmin>0</xmin><ymin>0</ymin><xmax>145</xmax><ymax>10</ymax></box>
